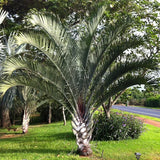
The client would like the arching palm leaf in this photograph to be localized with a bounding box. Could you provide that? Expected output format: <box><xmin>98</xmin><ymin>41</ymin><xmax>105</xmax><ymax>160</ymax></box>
<box><xmin>0</xmin><ymin>9</ymin><xmax>8</xmax><ymax>25</ymax></box>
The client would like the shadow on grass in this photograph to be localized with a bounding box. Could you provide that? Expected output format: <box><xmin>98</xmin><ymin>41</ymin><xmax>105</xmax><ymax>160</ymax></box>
<box><xmin>52</xmin><ymin>132</ymin><xmax>75</xmax><ymax>140</ymax></box>
<box><xmin>0</xmin><ymin>148</ymin><xmax>71</xmax><ymax>154</ymax></box>
<box><xmin>0</xmin><ymin>133</ymin><xmax>22</xmax><ymax>135</ymax></box>
<box><xmin>0</xmin><ymin>132</ymin><xmax>75</xmax><ymax>142</ymax></box>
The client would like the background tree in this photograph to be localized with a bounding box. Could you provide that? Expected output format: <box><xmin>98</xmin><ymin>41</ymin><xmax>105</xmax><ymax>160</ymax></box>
<box><xmin>118</xmin><ymin>88</ymin><xmax>132</xmax><ymax>106</ymax></box>
<box><xmin>0</xmin><ymin>88</ymin><xmax>16</xmax><ymax>127</ymax></box>
<box><xmin>1</xmin><ymin>0</ymin><xmax>103</xmax><ymax>36</ymax></box>
<box><xmin>20</xmin><ymin>86</ymin><xmax>54</xmax><ymax>133</ymax></box>
<box><xmin>143</xmin><ymin>82</ymin><xmax>160</xmax><ymax>108</ymax></box>
<box><xmin>102</xmin><ymin>89</ymin><xmax>125</xmax><ymax>119</ymax></box>
<box><xmin>0</xmin><ymin>34</ymin><xmax>26</xmax><ymax>128</ymax></box>
<box><xmin>37</xmin><ymin>98</ymin><xmax>70</xmax><ymax>124</ymax></box>
<box><xmin>0</xmin><ymin>8</ymin><xmax>8</xmax><ymax>127</ymax></box>
<box><xmin>0</xmin><ymin>17</ymin><xmax>26</xmax><ymax>128</ymax></box>
<box><xmin>117</xmin><ymin>84</ymin><xmax>160</xmax><ymax>107</ymax></box>
<box><xmin>0</xmin><ymin>1</ymin><xmax>160</xmax><ymax>156</ymax></box>
<box><xmin>144</xmin><ymin>83</ymin><xmax>160</xmax><ymax>98</ymax></box>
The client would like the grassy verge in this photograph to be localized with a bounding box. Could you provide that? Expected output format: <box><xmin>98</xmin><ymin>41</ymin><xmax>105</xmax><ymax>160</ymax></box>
<box><xmin>0</xmin><ymin>120</ymin><xmax>160</xmax><ymax>160</ymax></box>
<box><xmin>131</xmin><ymin>105</ymin><xmax>160</xmax><ymax>110</ymax></box>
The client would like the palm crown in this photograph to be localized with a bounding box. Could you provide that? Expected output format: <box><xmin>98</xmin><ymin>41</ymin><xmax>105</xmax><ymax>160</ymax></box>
<box><xmin>0</xmin><ymin>6</ymin><xmax>159</xmax><ymax>155</ymax></box>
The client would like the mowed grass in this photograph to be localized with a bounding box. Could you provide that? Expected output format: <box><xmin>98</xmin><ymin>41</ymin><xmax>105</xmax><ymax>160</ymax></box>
<box><xmin>0</xmin><ymin>120</ymin><xmax>160</xmax><ymax>160</ymax></box>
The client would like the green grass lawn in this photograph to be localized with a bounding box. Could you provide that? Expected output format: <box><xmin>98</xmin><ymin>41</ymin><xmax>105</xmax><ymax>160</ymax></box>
<box><xmin>0</xmin><ymin>121</ymin><xmax>160</xmax><ymax>160</ymax></box>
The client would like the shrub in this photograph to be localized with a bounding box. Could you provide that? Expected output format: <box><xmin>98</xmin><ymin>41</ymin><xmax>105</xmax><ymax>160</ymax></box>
<box><xmin>144</xmin><ymin>95</ymin><xmax>160</xmax><ymax>108</ymax></box>
<box><xmin>92</xmin><ymin>112</ymin><xmax>144</xmax><ymax>141</ymax></box>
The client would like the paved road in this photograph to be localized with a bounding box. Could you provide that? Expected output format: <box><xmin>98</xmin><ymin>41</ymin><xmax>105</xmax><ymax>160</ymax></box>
<box><xmin>112</xmin><ymin>105</ymin><xmax>160</xmax><ymax>118</ymax></box>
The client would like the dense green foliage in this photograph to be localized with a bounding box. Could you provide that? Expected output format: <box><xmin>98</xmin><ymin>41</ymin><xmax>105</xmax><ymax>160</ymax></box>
<box><xmin>117</xmin><ymin>87</ymin><xmax>144</xmax><ymax>105</ymax></box>
<box><xmin>1</xmin><ymin>0</ymin><xmax>103</xmax><ymax>36</ymax></box>
<box><xmin>144</xmin><ymin>95</ymin><xmax>160</xmax><ymax>108</ymax></box>
<box><xmin>117</xmin><ymin>86</ymin><xmax>160</xmax><ymax>107</ymax></box>
<box><xmin>93</xmin><ymin>112</ymin><xmax>144</xmax><ymax>141</ymax></box>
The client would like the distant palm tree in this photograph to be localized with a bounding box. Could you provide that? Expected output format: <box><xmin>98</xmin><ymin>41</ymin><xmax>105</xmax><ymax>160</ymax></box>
<box><xmin>0</xmin><ymin>9</ymin><xmax>11</xmax><ymax>128</ymax></box>
<box><xmin>21</xmin><ymin>86</ymin><xmax>37</xmax><ymax>134</ymax></box>
<box><xmin>21</xmin><ymin>86</ymin><xmax>51</xmax><ymax>134</ymax></box>
<box><xmin>0</xmin><ymin>32</ymin><xmax>26</xmax><ymax>128</ymax></box>
<box><xmin>0</xmin><ymin>9</ymin><xmax>7</xmax><ymax>54</ymax></box>
<box><xmin>0</xmin><ymin>6</ymin><xmax>158</xmax><ymax>155</ymax></box>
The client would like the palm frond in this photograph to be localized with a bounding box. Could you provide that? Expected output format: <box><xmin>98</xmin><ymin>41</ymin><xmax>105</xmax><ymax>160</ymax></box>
<box><xmin>86</xmin><ymin>18</ymin><xmax>134</xmax><ymax>87</ymax></box>
<box><xmin>88</xmin><ymin>35</ymin><xmax>144</xmax><ymax>85</ymax></box>
<box><xmin>16</xmin><ymin>31</ymin><xmax>77</xmax><ymax>83</ymax></box>
<box><xmin>0</xmin><ymin>87</ymin><xmax>16</xmax><ymax>109</ymax></box>
<box><xmin>93</xmin><ymin>74</ymin><xmax>151</xmax><ymax>110</ymax></box>
<box><xmin>93</xmin><ymin>58</ymin><xmax>157</xmax><ymax>99</ymax></box>
<box><xmin>0</xmin><ymin>73</ymin><xmax>76</xmax><ymax>113</ymax></box>
<box><xmin>0</xmin><ymin>9</ymin><xmax>8</xmax><ymax>24</ymax></box>
<box><xmin>3</xmin><ymin>56</ymin><xmax>67</xmax><ymax>94</ymax></box>
<box><xmin>29</xmin><ymin>13</ymin><xmax>71</xmax><ymax>52</ymax></box>
<box><xmin>0</xmin><ymin>9</ymin><xmax>7</xmax><ymax>56</ymax></box>
<box><xmin>0</xmin><ymin>32</ymin><xmax>26</xmax><ymax>64</ymax></box>
<box><xmin>77</xmin><ymin>6</ymin><xmax>106</xmax><ymax>91</ymax></box>
<box><xmin>16</xmin><ymin>31</ymin><xmax>56</xmax><ymax>58</ymax></box>
<box><xmin>3</xmin><ymin>57</ymin><xmax>28</xmax><ymax>75</ymax></box>
<box><xmin>15</xmin><ymin>30</ymin><xmax>80</xmax><ymax>109</ymax></box>
<box><xmin>86</xmin><ymin>6</ymin><xmax>107</xmax><ymax>36</ymax></box>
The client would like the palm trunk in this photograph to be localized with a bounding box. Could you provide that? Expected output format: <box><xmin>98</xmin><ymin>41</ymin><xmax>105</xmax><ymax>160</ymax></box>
<box><xmin>62</xmin><ymin>106</ymin><xmax>66</xmax><ymax>126</ymax></box>
<box><xmin>72</xmin><ymin>114</ymin><xmax>93</xmax><ymax>156</ymax></box>
<box><xmin>48</xmin><ymin>105</ymin><xmax>52</xmax><ymax>124</ymax></box>
<box><xmin>1</xmin><ymin>108</ymin><xmax>11</xmax><ymax>128</ymax></box>
<box><xmin>22</xmin><ymin>108</ymin><xmax>30</xmax><ymax>134</ymax></box>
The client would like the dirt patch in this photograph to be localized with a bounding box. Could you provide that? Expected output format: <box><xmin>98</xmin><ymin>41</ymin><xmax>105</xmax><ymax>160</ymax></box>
<box><xmin>0</xmin><ymin>133</ymin><xmax>23</xmax><ymax>139</ymax></box>
<box><xmin>136</xmin><ymin>117</ymin><xmax>160</xmax><ymax>128</ymax></box>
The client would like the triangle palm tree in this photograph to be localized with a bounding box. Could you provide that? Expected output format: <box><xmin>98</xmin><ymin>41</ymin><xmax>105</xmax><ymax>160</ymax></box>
<box><xmin>0</xmin><ymin>9</ymin><xmax>8</xmax><ymax>60</ymax></box>
<box><xmin>0</xmin><ymin>10</ymin><xmax>16</xmax><ymax>128</ymax></box>
<box><xmin>0</xmin><ymin>18</ymin><xmax>26</xmax><ymax>127</ymax></box>
<box><xmin>0</xmin><ymin>6</ymin><xmax>159</xmax><ymax>155</ymax></box>
<box><xmin>0</xmin><ymin>33</ymin><xmax>26</xmax><ymax>128</ymax></box>
<box><xmin>21</xmin><ymin>86</ymin><xmax>37</xmax><ymax>134</ymax></box>
<box><xmin>20</xmin><ymin>86</ymin><xmax>54</xmax><ymax>134</ymax></box>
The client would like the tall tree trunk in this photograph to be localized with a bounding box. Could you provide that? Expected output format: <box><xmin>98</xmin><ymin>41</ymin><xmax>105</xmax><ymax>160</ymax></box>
<box><xmin>22</xmin><ymin>108</ymin><xmax>30</xmax><ymax>134</ymax></box>
<box><xmin>62</xmin><ymin>106</ymin><xmax>66</xmax><ymax>126</ymax></box>
<box><xmin>48</xmin><ymin>105</ymin><xmax>52</xmax><ymax>124</ymax></box>
<box><xmin>72</xmin><ymin>115</ymin><xmax>93</xmax><ymax>156</ymax></box>
<box><xmin>1</xmin><ymin>108</ymin><xmax>11</xmax><ymax>128</ymax></box>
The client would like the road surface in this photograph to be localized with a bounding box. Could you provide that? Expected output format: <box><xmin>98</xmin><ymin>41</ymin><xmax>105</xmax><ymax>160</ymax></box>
<box><xmin>112</xmin><ymin>105</ymin><xmax>160</xmax><ymax>118</ymax></box>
